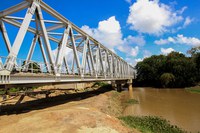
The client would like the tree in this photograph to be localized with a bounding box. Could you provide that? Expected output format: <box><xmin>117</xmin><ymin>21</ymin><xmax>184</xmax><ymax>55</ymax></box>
<box><xmin>187</xmin><ymin>46</ymin><xmax>200</xmax><ymax>82</ymax></box>
<box><xmin>22</xmin><ymin>61</ymin><xmax>41</xmax><ymax>73</ymax></box>
<box><xmin>135</xmin><ymin>51</ymin><xmax>198</xmax><ymax>88</ymax></box>
<box><xmin>160</xmin><ymin>73</ymin><xmax>175</xmax><ymax>88</ymax></box>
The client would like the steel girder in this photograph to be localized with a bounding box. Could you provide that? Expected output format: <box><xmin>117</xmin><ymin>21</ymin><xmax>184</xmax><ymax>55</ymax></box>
<box><xmin>0</xmin><ymin>0</ymin><xmax>135</xmax><ymax>84</ymax></box>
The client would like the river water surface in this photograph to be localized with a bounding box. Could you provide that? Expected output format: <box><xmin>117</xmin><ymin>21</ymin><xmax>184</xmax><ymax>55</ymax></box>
<box><xmin>123</xmin><ymin>88</ymin><xmax>200</xmax><ymax>132</ymax></box>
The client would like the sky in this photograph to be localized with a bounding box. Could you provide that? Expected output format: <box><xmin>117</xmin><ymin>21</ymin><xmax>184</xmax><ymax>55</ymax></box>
<box><xmin>0</xmin><ymin>0</ymin><xmax>200</xmax><ymax>66</ymax></box>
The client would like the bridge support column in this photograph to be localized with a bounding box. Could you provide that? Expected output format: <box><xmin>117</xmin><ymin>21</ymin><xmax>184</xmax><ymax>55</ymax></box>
<box><xmin>127</xmin><ymin>79</ymin><xmax>133</xmax><ymax>91</ymax></box>
<box><xmin>116</xmin><ymin>84</ymin><xmax>122</xmax><ymax>92</ymax></box>
<box><xmin>111</xmin><ymin>81</ymin><xmax>115</xmax><ymax>90</ymax></box>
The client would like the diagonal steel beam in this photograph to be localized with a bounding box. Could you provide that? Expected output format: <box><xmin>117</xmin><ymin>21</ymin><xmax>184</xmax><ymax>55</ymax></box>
<box><xmin>69</xmin><ymin>26</ymin><xmax>81</xmax><ymax>75</ymax></box>
<box><xmin>4</xmin><ymin>1</ymin><xmax>37</xmax><ymax>73</ymax></box>
<box><xmin>55</xmin><ymin>26</ymin><xmax>70</xmax><ymax>75</ymax></box>
<box><xmin>0</xmin><ymin>21</ymin><xmax>12</xmax><ymax>53</ymax></box>
<box><xmin>23</xmin><ymin>34</ymin><xmax>39</xmax><ymax>71</ymax></box>
<box><xmin>0</xmin><ymin>1</ymin><xmax>30</xmax><ymax>18</ymax></box>
<box><xmin>38</xmin><ymin>36</ymin><xmax>51</xmax><ymax>73</ymax></box>
<box><xmin>46</xmin><ymin>24</ymin><xmax>65</xmax><ymax>32</ymax></box>
<box><xmin>64</xmin><ymin>56</ymin><xmax>70</xmax><ymax>74</ymax></box>
<box><xmin>36</xmin><ymin>5</ymin><xmax>56</xmax><ymax>74</ymax></box>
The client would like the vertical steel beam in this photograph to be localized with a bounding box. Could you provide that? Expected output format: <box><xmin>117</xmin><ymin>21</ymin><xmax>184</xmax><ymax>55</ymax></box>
<box><xmin>36</xmin><ymin>6</ymin><xmax>56</xmax><ymax>74</ymax></box>
<box><xmin>0</xmin><ymin>58</ymin><xmax>3</xmax><ymax>70</ymax></box>
<box><xmin>81</xmin><ymin>37</ymin><xmax>89</xmax><ymax>77</ymax></box>
<box><xmin>110</xmin><ymin>54</ymin><xmax>114</xmax><ymax>78</ymax></box>
<box><xmin>55</xmin><ymin>26</ymin><xmax>70</xmax><ymax>75</ymax></box>
<box><xmin>98</xmin><ymin>45</ymin><xmax>105</xmax><ymax>77</ymax></box>
<box><xmin>69</xmin><ymin>27</ymin><xmax>81</xmax><ymax>75</ymax></box>
<box><xmin>63</xmin><ymin>56</ymin><xmax>70</xmax><ymax>74</ymax></box>
<box><xmin>86</xmin><ymin>53</ymin><xmax>92</xmax><ymax>75</ymax></box>
<box><xmin>104</xmin><ymin>50</ymin><xmax>108</xmax><ymax>77</ymax></box>
<box><xmin>95</xmin><ymin>48</ymin><xmax>99</xmax><ymax>77</ymax></box>
<box><xmin>71</xmin><ymin>56</ymin><xmax>75</xmax><ymax>74</ymax></box>
<box><xmin>88</xmin><ymin>42</ymin><xmax>95</xmax><ymax>76</ymax></box>
<box><xmin>106</xmin><ymin>52</ymin><xmax>111</xmax><ymax>77</ymax></box>
<box><xmin>5</xmin><ymin>2</ymin><xmax>37</xmax><ymax>72</ymax></box>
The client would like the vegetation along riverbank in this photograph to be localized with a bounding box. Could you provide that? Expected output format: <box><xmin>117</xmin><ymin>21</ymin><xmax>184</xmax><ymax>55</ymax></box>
<box><xmin>134</xmin><ymin>47</ymin><xmax>200</xmax><ymax>88</ymax></box>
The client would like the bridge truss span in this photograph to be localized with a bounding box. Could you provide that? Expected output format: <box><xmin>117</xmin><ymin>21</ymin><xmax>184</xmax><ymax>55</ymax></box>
<box><xmin>0</xmin><ymin>0</ymin><xmax>135</xmax><ymax>85</ymax></box>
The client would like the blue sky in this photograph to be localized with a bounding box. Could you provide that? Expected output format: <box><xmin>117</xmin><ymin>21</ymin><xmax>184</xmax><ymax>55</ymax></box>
<box><xmin>0</xmin><ymin>0</ymin><xmax>200</xmax><ymax>65</ymax></box>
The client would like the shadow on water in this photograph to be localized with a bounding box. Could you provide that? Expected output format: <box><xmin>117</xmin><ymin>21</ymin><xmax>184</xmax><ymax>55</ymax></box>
<box><xmin>0</xmin><ymin>86</ymin><xmax>112</xmax><ymax>116</ymax></box>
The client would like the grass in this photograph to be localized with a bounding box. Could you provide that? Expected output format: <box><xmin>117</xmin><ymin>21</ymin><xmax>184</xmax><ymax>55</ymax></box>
<box><xmin>124</xmin><ymin>99</ymin><xmax>139</xmax><ymax>105</ymax></box>
<box><xmin>185</xmin><ymin>86</ymin><xmax>200</xmax><ymax>94</ymax></box>
<box><xmin>119</xmin><ymin>116</ymin><xmax>185</xmax><ymax>133</ymax></box>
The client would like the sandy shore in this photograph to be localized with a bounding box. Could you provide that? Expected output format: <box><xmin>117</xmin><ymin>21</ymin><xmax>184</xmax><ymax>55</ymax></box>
<box><xmin>0</xmin><ymin>87</ymin><xmax>137</xmax><ymax>133</ymax></box>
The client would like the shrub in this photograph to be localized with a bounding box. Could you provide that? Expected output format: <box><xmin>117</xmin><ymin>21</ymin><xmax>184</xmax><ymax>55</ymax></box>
<box><xmin>160</xmin><ymin>73</ymin><xmax>175</xmax><ymax>88</ymax></box>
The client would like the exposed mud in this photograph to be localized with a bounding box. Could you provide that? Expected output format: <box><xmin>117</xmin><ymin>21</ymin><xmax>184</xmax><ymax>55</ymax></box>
<box><xmin>0</xmin><ymin>87</ymin><xmax>136</xmax><ymax>133</ymax></box>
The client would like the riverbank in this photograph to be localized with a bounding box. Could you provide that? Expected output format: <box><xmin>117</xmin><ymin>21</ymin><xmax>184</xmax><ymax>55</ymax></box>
<box><xmin>185</xmin><ymin>86</ymin><xmax>200</xmax><ymax>94</ymax></box>
<box><xmin>122</xmin><ymin>87</ymin><xmax>200</xmax><ymax>132</ymax></box>
<box><xmin>1</xmin><ymin>86</ymin><xmax>197</xmax><ymax>133</ymax></box>
<box><xmin>0</xmin><ymin>87</ymin><xmax>136</xmax><ymax>133</ymax></box>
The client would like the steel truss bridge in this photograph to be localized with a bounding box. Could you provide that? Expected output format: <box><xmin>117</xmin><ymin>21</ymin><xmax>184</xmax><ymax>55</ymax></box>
<box><xmin>0</xmin><ymin>0</ymin><xmax>135</xmax><ymax>86</ymax></box>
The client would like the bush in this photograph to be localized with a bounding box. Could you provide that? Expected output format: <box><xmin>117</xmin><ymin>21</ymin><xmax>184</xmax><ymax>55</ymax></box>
<box><xmin>119</xmin><ymin>116</ymin><xmax>184</xmax><ymax>133</ymax></box>
<box><xmin>160</xmin><ymin>73</ymin><xmax>175</xmax><ymax>88</ymax></box>
<box><xmin>135</xmin><ymin>51</ymin><xmax>198</xmax><ymax>88</ymax></box>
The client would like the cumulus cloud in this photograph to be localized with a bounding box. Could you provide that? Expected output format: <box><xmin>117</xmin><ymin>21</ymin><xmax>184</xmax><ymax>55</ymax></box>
<box><xmin>118</xmin><ymin>46</ymin><xmax>139</xmax><ymax>57</ymax></box>
<box><xmin>82</xmin><ymin>16</ymin><xmax>145</xmax><ymax>57</ymax></box>
<box><xmin>123</xmin><ymin>35</ymin><xmax>146</xmax><ymax>46</ymax></box>
<box><xmin>125</xmin><ymin>0</ymin><xmax>132</xmax><ymax>4</ymax></box>
<box><xmin>126</xmin><ymin>57</ymin><xmax>143</xmax><ymax>66</ymax></box>
<box><xmin>52</xmin><ymin>47</ymin><xmax>74</xmax><ymax>64</ymax></box>
<box><xmin>155</xmin><ymin>34</ymin><xmax>200</xmax><ymax>47</ymax></box>
<box><xmin>183</xmin><ymin>17</ymin><xmax>193</xmax><ymax>27</ymax></box>
<box><xmin>161</xmin><ymin>47</ymin><xmax>175</xmax><ymax>55</ymax></box>
<box><xmin>81</xmin><ymin>16</ymin><xmax>123</xmax><ymax>50</ymax></box>
<box><xmin>127</xmin><ymin>0</ymin><xmax>184</xmax><ymax>35</ymax></box>
<box><xmin>143</xmin><ymin>50</ymin><xmax>152</xmax><ymax>58</ymax></box>
<box><xmin>177</xmin><ymin>6</ymin><xmax>187</xmax><ymax>14</ymax></box>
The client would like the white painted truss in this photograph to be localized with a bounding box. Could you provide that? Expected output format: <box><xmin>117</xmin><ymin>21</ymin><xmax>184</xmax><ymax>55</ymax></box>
<box><xmin>0</xmin><ymin>0</ymin><xmax>135</xmax><ymax>85</ymax></box>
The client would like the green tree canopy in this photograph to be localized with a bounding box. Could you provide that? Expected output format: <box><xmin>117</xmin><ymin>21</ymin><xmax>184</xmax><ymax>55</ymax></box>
<box><xmin>135</xmin><ymin>51</ymin><xmax>198</xmax><ymax>88</ymax></box>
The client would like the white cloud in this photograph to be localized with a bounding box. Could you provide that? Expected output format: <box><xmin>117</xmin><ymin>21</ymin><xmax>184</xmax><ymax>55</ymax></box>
<box><xmin>135</xmin><ymin>58</ymin><xmax>143</xmax><ymax>62</ymax></box>
<box><xmin>123</xmin><ymin>35</ymin><xmax>146</xmax><ymax>46</ymax></box>
<box><xmin>154</xmin><ymin>39</ymin><xmax>170</xmax><ymax>45</ymax></box>
<box><xmin>125</xmin><ymin>0</ymin><xmax>132</xmax><ymax>4</ymax></box>
<box><xmin>127</xmin><ymin>0</ymin><xmax>183</xmax><ymax>35</ymax></box>
<box><xmin>52</xmin><ymin>47</ymin><xmax>73</xmax><ymax>65</ymax></box>
<box><xmin>155</xmin><ymin>34</ymin><xmax>200</xmax><ymax>47</ymax></box>
<box><xmin>177</xmin><ymin>6</ymin><xmax>187</xmax><ymax>14</ymax></box>
<box><xmin>81</xmin><ymin>16</ymin><xmax>123</xmax><ymax>49</ymax></box>
<box><xmin>183</xmin><ymin>17</ymin><xmax>193</xmax><ymax>27</ymax></box>
<box><xmin>143</xmin><ymin>50</ymin><xmax>152</xmax><ymax>58</ymax></box>
<box><xmin>82</xmin><ymin>16</ymin><xmax>145</xmax><ymax>58</ymax></box>
<box><xmin>126</xmin><ymin>57</ymin><xmax>143</xmax><ymax>66</ymax></box>
<box><xmin>161</xmin><ymin>47</ymin><xmax>175</xmax><ymax>55</ymax></box>
<box><xmin>118</xmin><ymin>45</ymin><xmax>139</xmax><ymax>57</ymax></box>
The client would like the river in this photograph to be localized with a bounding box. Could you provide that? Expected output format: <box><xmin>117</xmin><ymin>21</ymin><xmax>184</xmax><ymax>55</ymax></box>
<box><xmin>123</xmin><ymin>87</ymin><xmax>200</xmax><ymax>132</ymax></box>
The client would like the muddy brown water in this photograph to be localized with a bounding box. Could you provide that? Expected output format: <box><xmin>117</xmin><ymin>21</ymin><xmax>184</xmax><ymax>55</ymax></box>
<box><xmin>123</xmin><ymin>87</ymin><xmax>200</xmax><ymax>133</ymax></box>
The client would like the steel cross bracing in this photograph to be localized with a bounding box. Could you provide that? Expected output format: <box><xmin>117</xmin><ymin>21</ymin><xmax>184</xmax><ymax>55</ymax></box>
<box><xmin>0</xmin><ymin>0</ymin><xmax>135</xmax><ymax>85</ymax></box>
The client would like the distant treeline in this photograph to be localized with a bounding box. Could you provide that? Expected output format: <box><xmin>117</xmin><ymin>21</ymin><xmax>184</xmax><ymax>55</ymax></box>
<box><xmin>134</xmin><ymin>47</ymin><xmax>200</xmax><ymax>88</ymax></box>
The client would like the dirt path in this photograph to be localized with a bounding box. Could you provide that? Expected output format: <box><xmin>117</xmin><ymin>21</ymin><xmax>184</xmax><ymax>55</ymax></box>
<box><xmin>0</xmin><ymin>89</ymin><xmax>136</xmax><ymax>133</ymax></box>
